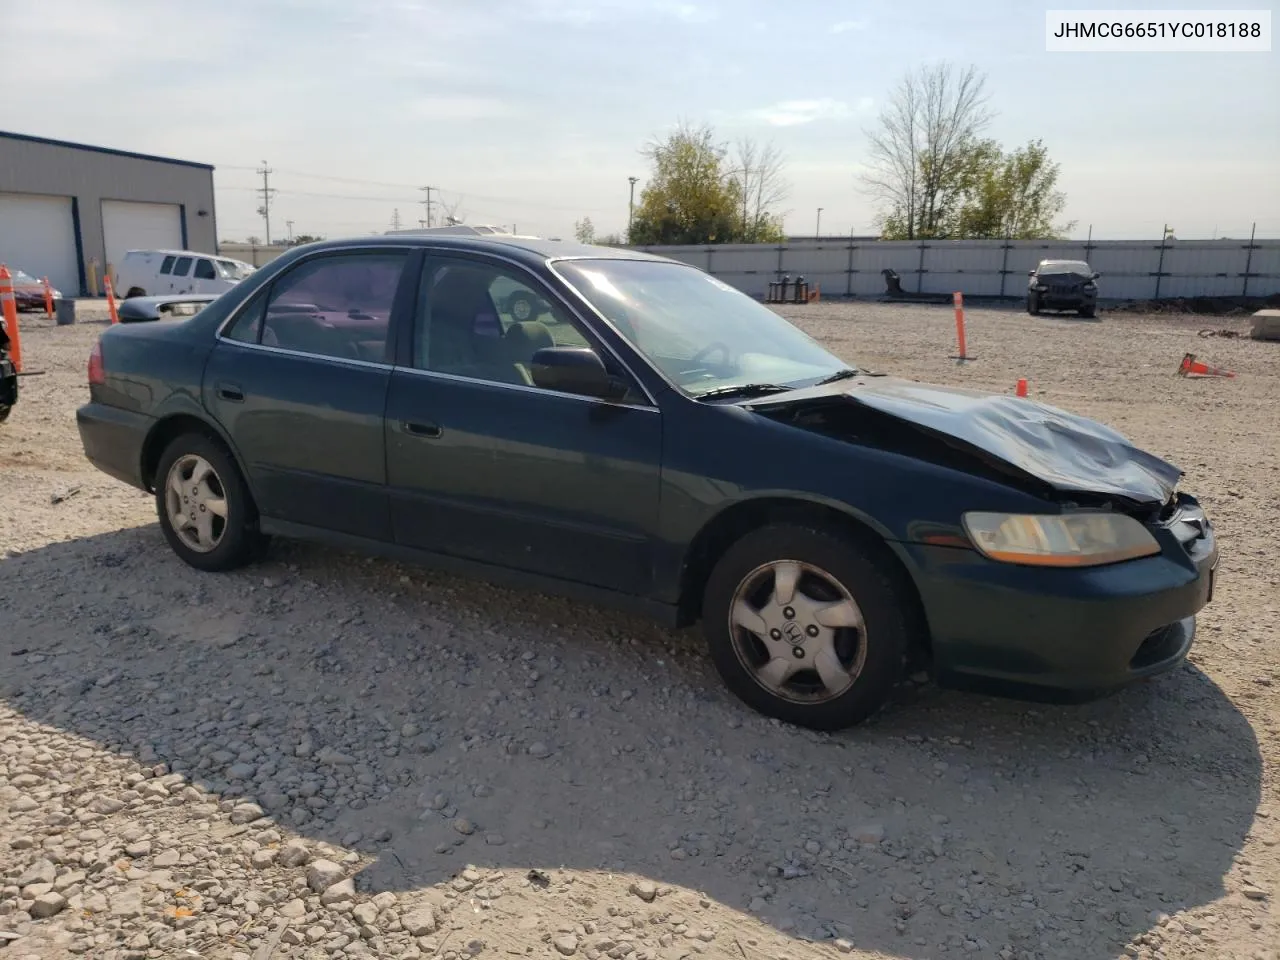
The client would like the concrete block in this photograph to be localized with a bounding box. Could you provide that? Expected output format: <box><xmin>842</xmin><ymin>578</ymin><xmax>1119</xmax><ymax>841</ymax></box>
<box><xmin>1250</xmin><ymin>309</ymin><xmax>1280</xmax><ymax>341</ymax></box>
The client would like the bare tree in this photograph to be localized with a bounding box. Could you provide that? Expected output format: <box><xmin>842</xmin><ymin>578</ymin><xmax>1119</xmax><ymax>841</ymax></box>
<box><xmin>732</xmin><ymin>137</ymin><xmax>789</xmax><ymax>241</ymax></box>
<box><xmin>861</xmin><ymin>61</ymin><xmax>993</xmax><ymax>239</ymax></box>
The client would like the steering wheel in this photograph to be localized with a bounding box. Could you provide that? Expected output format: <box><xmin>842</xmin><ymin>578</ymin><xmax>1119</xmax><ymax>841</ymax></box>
<box><xmin>690</xmin><ymin>341</ymin><xmax>732</xmax><ymax>367</ymax></box>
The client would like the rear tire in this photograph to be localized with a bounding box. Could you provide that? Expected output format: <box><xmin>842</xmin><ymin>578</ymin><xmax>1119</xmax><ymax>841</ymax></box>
<box><xmin>702</xmin><ymin>523</ymin><xmax>913</xmax><ymax>730</ymax></box>
<box><xmin>154</xmin><ymin>432</ymin><xmax>263</xmax><ymax>572</ymax></box>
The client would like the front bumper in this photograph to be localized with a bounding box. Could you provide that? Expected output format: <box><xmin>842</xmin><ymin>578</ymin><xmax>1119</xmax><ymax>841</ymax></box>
<box><xmin>1031</xmin><ymin>289</ymin><xmax>1096</xmax><ymax>310</ymax></box>
<box><xmin>902</xmin><ymin>497</ymin><xmax>1217</xmax><ymax>697</ymax></box>
<box><xmin>77</xmin><ymin>402</ymin><xmax>153</xmax><ymax>491</ymax></box>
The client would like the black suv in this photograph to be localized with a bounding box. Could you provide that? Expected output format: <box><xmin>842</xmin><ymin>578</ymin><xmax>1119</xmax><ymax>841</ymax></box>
<box><xmin>1027</xmin><ymin>259</ymin><xmax>1099</xmax><ymax>317</ymax></box>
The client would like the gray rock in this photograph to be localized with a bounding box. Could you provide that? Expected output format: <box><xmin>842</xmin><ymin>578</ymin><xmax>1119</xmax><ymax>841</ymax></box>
<box><xmin>852</xmin><ymin>824</ymin><xmax>885</xmax><ymax>844</ymax></box>
<box><xmin>306</xmin><ymin>859</ymin><xmax>346</xmax><ymax>892</ymax></box>
<box><xmin>630</xmin><ymin>880</ymin><xmax>657</xmax><ymax>903</ymax></box>
<box><xmin>352</xmin><ymin>902</ymin><xmax>379</xmax><ymax>926</ymax></box>
<box><xmin>278</xmin><ymin>842</ymin><xmax>311</xmax><ymax>868</ymax></box>
<box><xmin>279</xmin><ymin>899</ymin><xmax>307</xmax><ymax>919</ymax></box>
<box><xmin>17</xmin><ymin>861</ymin><xmax>56</xmax><ymax>888</ymax></box>
<box><xmin>320</xmin><ymin>878</ymin><xmax>355</xmax><ymax>906</ymax></box>
<box><xmin>402</xmin><ymin>906</ymin><xmax>438</xmax><ymax>936</ymax></box>
<box><xmin>528</xmin><ymin>742</ymin><xmax>553</xmax><ymax>759</ymax></box>
<box><xmin>227</xmin><ymin>763</ymin><xmax>256</xmax><ymax>780</ymax></box>
<box><xmin>154</xmin><ymin>850</ymin><xmax>180</xmax><ymax>868</ymax></box>
<box><xmin>229</xmin><ymin>803</ymin><xmax>264</xmax><ymax>825</ymax></box>
<box><xmin>251</xmin><ymin>849</ymin><xmax>277</xmax><ymax>869</ymax></box>
<box><xmin>554</xmin><ymin>934</ymin><xmax>579</xmax><ymax>956</ymax></box>
<box><xmin>88</xmin><ymin>796</ymin><xmax>124</xmax><ymax>815</ymax></box>
<box><xmin>452</xmin><ymin>818</ymin><xmax>475</xmax><ymax>836</ymax></box>
<box><xmin>125</xmin><ymin>841</ymin><xmax>152</xmax><ymax>859</ymax></box>
<box><xmin>29</xmin><ymin>892</ymin><xmax>67</xmax><ymax>919</ymax></box>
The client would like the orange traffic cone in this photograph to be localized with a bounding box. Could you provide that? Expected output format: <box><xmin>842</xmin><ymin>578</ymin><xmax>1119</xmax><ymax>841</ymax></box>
<box><xmin>1015</xmin><ymin>378</ymin><xmax>1028</xmax><ymax>397</ymax></box>
<box><xmin>1178</xmin><ymin>352</ymin><xmax>1235</xmax><ymax>378</ymax></box>
<box><xmin>0</xmin><ymin>263</ymin><xmax>22</xmax><ymax>373</ymax></box>
<box><xmin>104</xmin><ymin>274</ymin><xmax>120</xmax><ymax>325</ymax></box>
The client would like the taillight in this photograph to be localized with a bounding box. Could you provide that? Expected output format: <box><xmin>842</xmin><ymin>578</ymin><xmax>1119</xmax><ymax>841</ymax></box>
<box><xmin>88</xmin><ymin>341</ymin><xmax>105</xmax><ymax>386</ymax></box>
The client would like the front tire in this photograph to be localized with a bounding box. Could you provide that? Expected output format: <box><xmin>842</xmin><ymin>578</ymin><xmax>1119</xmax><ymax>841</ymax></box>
<box><xmin>702</xmin><ymin>523</ymin><xmax>913</xmax><ymax>730</ymax></box>
<box><xmin>154</xmin><ymin>432</ymin><xmax>262</xmax><ymax>572</ymax></box>
<box><xmin>125</xmin><ymin>287</ymin><xmax>146</xmax><ymax>299</ymax></box>
<box><xmin>1027</xmin><ymin>293</ymin><xmax>1040</xmax><ymax>315</ymax></box>
<box><xmin>1079</xmin><ymin>304</ymin><xmax>1096</xmax><ymax>318</ymax></box>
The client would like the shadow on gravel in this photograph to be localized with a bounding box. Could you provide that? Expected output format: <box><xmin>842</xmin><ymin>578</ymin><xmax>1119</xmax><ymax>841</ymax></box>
<box><xmin>1</xmin><ymin>525</ymin><xmax>1263</xmax><ymax>959</ymax></box>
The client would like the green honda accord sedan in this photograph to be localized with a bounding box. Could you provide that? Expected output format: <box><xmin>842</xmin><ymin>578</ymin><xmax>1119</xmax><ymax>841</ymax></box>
<box><xmin>76</xmin><ymin>235</ymin><xmax>1218</xmax><ymax>730</ymax></box>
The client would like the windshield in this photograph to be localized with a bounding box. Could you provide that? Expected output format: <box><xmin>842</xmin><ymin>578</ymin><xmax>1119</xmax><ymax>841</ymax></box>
<box><xmin>554</xmin><ymin>259</ymin><xmax>849</xmax><ymax>396</ymax></box>
<box><xmin>12</xmin><ymin>270</ymin><xmax>37</xmax><ymax>284</ymax></box>
<box><xmin>215</xmin><ymin>259</ymin><xmax>251</xmax><ymax>279</ymax></box>
<box><xmin>1039</xmin><ymin>260</ymin><xmax>1092</xmax><ymax>275</ymax></box>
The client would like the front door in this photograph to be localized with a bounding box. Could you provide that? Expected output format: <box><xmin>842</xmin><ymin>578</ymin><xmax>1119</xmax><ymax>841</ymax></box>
<box><xmin>203</xmin><ymin>248</ymin><xmax>413</xmax><ymax>540</ymax></box>
<box><xmin>384</xmin><ymin>253</ymin><xmax>663</xmax><ymax>594</ymax></box>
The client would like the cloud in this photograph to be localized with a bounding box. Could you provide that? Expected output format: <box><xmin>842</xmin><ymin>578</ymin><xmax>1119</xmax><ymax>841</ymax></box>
<box><xmin>748</xmin><ymin>98</ymin><xmax>864</xmax><ymax>127</ymax></box>
<box><xmin>830</xmin><ymin>19</ymin><xmax>868</xmax><ymax>33</ymax></box>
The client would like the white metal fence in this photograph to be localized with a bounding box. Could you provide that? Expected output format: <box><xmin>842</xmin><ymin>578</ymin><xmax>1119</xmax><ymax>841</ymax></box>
<box><xmin>632</xmin><ymin>238</ymin><xmax>1280</xmax><ymax>301</ymax></box>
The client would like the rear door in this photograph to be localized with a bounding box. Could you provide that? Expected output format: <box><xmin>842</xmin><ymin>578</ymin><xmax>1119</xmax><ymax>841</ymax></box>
<box><xmin>168</xmin><ymin>255</ymin><xmax>193</xmax><ymax>293</ymax></box>
<box><xmin>203</xmin><ymin>246</ymin><xmax>415</xmax><ymax>540</ymax></box>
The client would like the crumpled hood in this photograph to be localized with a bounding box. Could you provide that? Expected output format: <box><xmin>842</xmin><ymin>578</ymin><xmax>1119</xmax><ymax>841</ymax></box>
<box><xmin>753</xmin><ymin>377</ymin><xmax>1182</xmax><ymax>506</ymax></box>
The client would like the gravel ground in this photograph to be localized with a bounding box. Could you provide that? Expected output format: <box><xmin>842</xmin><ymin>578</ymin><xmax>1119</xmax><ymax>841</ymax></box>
<box><xmin>1</xmin><ymin>299</ymin><xmax>1277</xmax><ymax>960</ymax></box>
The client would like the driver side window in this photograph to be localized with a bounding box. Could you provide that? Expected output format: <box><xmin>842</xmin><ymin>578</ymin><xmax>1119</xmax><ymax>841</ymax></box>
<box><xmin>412</xmin><ymin>257</ymin><xmax>642</xmax><ymax>402</ymax></box>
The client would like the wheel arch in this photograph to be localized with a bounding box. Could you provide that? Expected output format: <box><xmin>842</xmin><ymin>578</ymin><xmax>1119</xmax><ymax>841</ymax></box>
<box><xmin>676</xmin><ymin>496</ymin><xmax>933</xmax><ymax>664</ymax></box>
<box><xmin>140</xmin><ymin>412</ymin><xmax>254</xmax><ymax>503</ymax></box>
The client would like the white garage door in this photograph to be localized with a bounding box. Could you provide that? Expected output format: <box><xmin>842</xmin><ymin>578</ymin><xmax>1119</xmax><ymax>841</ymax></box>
<box><xmin>101</xmin><ymin>200</ymin><xmax>183</xmax><ymax>282</ymax></box>
<box><xmin>0</xmin><ymin>192</ymin><xmax>79</xmax><ymax>294</ymax></box>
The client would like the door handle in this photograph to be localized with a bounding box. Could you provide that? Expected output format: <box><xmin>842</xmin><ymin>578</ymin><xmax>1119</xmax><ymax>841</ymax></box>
<box><xmin>401</xmin><ymin>420</ymin><xmax>442</xmax><ymax>439</ymax></box>
<box><xmin>218</xmin><ymin>383</ymin><xmax>245</xmax><ymax>402</ymax></box>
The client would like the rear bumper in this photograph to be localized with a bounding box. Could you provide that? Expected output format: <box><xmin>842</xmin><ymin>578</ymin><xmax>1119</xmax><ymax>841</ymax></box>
<box><xmin>902</xmin><ymin>503</ymin><xmax>1217</xmax><ymax>697</ymax></box>
<box><xmin>77</xmin><ymin>402</ymin><xmax>153</xmax><ymax>491</ymax></box>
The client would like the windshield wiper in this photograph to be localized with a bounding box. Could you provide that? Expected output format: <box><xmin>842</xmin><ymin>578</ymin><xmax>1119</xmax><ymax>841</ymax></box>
<box><xmin>694</xmin><ymin>383</ymin><xmax>795</xmax><ymax>402</ymax></box>
<box><xmin>815</xmin><ymin>367</ymin><xmax>860</xmax><ymax>385</ymax></box>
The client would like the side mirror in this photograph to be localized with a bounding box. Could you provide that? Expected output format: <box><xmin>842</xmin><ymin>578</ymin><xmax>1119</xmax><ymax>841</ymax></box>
<box><xmin>531</xmin><ymin>346</ymin><xmax>627</xmax><ymax>400</ymax></box>
<box><xmin>1027</xmin><ymin>269</ymin><xmax>1036</xmax><ymax>277</ymax></box>
<box><xmin>1091</xmin><ymin>271</ymin><xmax>1101</xmax><ymax>280</ymax></box>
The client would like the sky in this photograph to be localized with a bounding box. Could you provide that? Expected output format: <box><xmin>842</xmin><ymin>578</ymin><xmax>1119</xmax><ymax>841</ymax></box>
<box><xmin>2</xmin><ymin>0</ymin><xmax>1277</xmax><ymax>242</ymax></box>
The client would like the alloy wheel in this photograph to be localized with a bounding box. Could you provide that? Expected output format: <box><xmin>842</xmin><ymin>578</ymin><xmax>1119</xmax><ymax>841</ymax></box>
<box><xmin>164</xmin><ymin>454</ymin><xmax>229</xmax><ymax>553</ymax></box>
<box><xmin>727</xmin><ymin>559</ymin><xmax>868</xmax><ymax>704</ymax></box>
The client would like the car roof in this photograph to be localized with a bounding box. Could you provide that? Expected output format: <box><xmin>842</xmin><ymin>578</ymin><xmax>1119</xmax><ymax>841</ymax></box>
<box><xmin>291</xmin><ymin>234</ymin><xmax>680</xmax><ymax>268</ymax></box>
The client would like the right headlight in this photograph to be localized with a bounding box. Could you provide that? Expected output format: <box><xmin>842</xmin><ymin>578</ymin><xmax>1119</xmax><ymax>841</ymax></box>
<box><xmin>961</xmin><ymin>511</ymin><xmax>1161</xmax><ymax>567</ymax></box>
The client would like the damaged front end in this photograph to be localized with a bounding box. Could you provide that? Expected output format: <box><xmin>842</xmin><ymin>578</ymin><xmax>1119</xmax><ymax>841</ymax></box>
<box><xmin>748</xmin><ymin>377</ymin><xmax>1184</xmax><ymax>522</ymax></box>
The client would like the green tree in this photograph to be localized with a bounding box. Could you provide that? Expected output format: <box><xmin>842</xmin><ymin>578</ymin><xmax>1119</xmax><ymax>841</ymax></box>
<box><xmin>629</xmin><ymin>121</ymin><xmax>745</xmax><ymax>245</ymax></box>
<box><xmin>573</xmin><ymin>217</ymin><xmax>596</xmax><ymax>244</ymax></box>
<box><xmin>952</xmin><ymin>139</ymin><xmax>1073</xmax><ymax>239</ymax></box>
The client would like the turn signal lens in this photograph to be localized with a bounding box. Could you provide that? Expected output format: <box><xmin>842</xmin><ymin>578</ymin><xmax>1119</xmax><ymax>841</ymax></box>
<box><xmin>962</xmin><ymin>511</ymin><xmax>1160</xmax><ymax>567</ymax></box>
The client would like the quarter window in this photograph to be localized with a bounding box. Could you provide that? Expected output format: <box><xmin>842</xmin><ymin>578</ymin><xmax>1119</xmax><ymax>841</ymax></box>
<box><xmin>160</xmin><ymin>255</ymin><xmax>175</xmax><ymax>275</ymax></box>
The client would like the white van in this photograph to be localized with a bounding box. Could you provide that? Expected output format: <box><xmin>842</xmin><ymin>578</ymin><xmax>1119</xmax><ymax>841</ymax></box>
<box><xmin>115</xmin><ymin>249</ymin><xmax>255</xmax><ymax>299</ymax></box>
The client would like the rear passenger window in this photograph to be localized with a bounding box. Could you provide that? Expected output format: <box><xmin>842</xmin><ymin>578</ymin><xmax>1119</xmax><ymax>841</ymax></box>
<box><xmin>160</xmin><ymin>256</ymin><xmax>175</xmax><ymax>275</ymax></box>
<box><xmin>172</xmin><ymin>257</ymin><xmax>192</xmax><ymax>277</ymax></box>
<box><xmin>194</xmin><ymin>259</ymin><xmax>216</xmax><ymax>280</ymax></box>
<box><xmin>258</xmin><ymin>252</ymin><xmax>406</xmax><ymax>362</ymax></box>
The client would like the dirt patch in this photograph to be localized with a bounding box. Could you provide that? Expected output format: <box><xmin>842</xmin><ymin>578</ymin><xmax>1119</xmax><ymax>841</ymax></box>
<box><xmin>0</xmin><ymin>303</ymin><xmax>1276</xmax><ymax>960</ymax></box>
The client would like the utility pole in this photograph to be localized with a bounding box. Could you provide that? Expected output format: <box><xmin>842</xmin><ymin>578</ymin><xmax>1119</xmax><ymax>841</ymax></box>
<box><xmin>419</xmin><ymin>186</ymin><xmax>437</xmax><ymax>228</ymax></box>
<box><xmin>256</xmin><ymin>161</ymin><xmax>276</xmax><ymax>245</ymax></box>
<box><xmin>391</xmin><ymin>208</ymin><xmax>402</xmax><ymax>231</ymax></box>
<box><xmin>815</xmin><ymin>207</ymin><xmax>823</xmax><ymax>238</ymax></box>
<box><xmin>628</xmin><ymin>176</ymin><xmax>639</xmax><ymax>242</ymax></box>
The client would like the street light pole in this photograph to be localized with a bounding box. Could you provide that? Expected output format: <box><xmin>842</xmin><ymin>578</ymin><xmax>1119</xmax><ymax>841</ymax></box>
<box><xmin>816</xmin><ymin>207</ymin><xmax>823</xmax><ymax>238</ymax></box>
<box><xmin>628</xmin><ymin>176</ymin><xmax>639</xmax><ymax>242</ymax></box>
